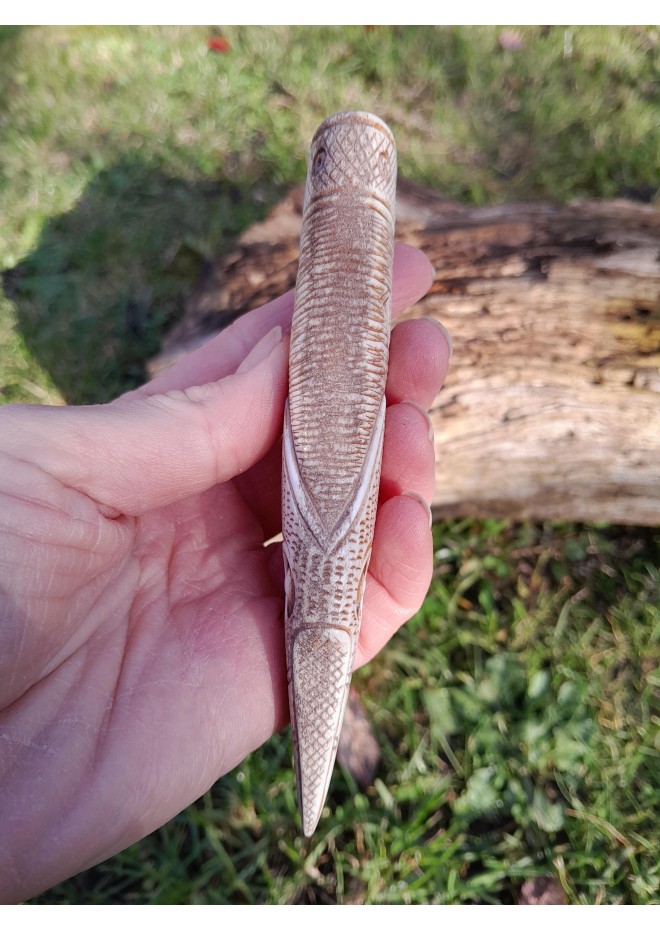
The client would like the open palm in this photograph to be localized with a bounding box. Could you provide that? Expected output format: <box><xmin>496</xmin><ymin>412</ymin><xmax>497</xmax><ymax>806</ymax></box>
<box><xmin>0</xmin><ymin>245</ymin><xmax>450</xmax><ymax>902</ymax></box>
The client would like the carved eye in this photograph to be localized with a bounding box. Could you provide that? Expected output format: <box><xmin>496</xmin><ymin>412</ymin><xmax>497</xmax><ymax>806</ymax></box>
<box><xmin>356</xmin><ymin>559</ymin><xmax>369</xmax><ymax>607</ymax></box>
<box><xmin>283</xmin><ymin>548</ymin><xmax>296</xmax><ymax>619</ymax></box>
<box><xmin>285</xmin><ymin>573</ymin><xmax>296</xmax><ymax>618</ymax></box>
<box><xmin>357</xmin><ymin>544</ymin><xmax>373</xmax><ymax>607</ymax></box>
<box><xmin>313</xmin><ymin>146</ymin><xmax>326</xmax><ymax>176</ymax></box>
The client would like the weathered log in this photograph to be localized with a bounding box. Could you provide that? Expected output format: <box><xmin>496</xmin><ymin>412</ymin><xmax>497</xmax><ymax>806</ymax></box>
<box><xmin>150</xmin><ymin>180</ymin><xmax>660</xmax><ymax>526</ymax></box>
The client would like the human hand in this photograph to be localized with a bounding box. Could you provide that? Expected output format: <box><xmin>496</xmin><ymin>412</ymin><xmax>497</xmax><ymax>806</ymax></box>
<box><xmin>0</xmin><ymin>244</ymin><xmax>451</xmax><ymax>902</ymax></box>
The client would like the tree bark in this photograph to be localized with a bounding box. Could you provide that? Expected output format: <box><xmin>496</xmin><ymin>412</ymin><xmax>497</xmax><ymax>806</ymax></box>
<box><xmin>150</xmin><ymin>181</ymin><xmax>660</xmax><ymax>526</ymax></box>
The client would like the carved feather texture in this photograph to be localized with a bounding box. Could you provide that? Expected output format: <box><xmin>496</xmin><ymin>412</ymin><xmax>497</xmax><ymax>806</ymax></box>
<box><xmin>282</xmin><ymin>111</ymin><xmax>397</xmax><ymax>836</ymax></box>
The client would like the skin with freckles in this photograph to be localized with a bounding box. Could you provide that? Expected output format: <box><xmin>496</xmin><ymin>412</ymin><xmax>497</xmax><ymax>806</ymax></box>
<box><xmin>0</xmin><ymin>243</ymin><xmax>450</xmax><ymax>902</ymax></box>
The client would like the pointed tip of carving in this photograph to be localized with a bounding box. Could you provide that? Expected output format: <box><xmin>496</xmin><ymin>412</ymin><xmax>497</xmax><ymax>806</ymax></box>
<box><xmin>295</xmin><ymin>735</ymin><xmax>330</xmax><ymax>838</ymax></box>
<box><xmin>302</xmin><ymin>802</ymin><xmax>323</xmax><ymax>838</ymax></box>
<box><xmin>290</xmin><ymin>625</ymin><xmax>354</xmax><ymax>841</ymax></box>
<box><xmin>297</xmin><ymin>755</ymin><xmax>328</xmax><ymax>837</ymax></box>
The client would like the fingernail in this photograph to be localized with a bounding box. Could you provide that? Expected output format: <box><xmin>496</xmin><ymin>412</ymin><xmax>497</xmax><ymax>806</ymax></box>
<box><xmin>402</xmin><ymin>490</ymin><xmax>433</xmax><ymax>528</ymax></box>
<box><xmin>423</xmin><ymin>317</ymin><xmax>453</xmax><ymax>359</ymax></box>
<box><xmin>237</xmin><ymin>326</ymin><xmax>283</xmax><ymax>374</ymax></box>
<box><xmin>401</xmin><ymin>399</ymin><xmax>434</xmax><ymax>443</ymax></box>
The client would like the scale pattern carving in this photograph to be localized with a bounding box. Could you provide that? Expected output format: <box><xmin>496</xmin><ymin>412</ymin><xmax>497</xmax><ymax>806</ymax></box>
<box><xmin>282</xmin><ymin>111</ymin><xmax>397</xmax><ymax>836</ymax></box>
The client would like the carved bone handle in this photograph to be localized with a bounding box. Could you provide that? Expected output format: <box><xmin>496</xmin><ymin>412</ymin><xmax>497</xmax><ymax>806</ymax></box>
<box><xmin>282</xmin><ymin>111</ymin><xmax>397</xmax><ymax>836</ymax></box>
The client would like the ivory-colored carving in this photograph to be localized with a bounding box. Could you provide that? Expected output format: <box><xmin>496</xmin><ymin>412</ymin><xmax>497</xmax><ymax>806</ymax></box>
<box><xmin>282</xmin><ymin>112</ymin><xmax>397</xmax><ymax>835</ymax></box>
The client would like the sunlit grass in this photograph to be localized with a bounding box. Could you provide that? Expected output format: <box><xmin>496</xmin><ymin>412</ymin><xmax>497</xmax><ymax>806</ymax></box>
<box><xmin>33</xmin><ymin>523</ymin><xmax>659</xmax><ymax>904</ymax></box>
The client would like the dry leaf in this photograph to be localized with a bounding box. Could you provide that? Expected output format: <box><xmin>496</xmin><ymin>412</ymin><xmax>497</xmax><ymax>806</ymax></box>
<box><xmin>337</xmin><ymin>689</ymin><xmax>380</xmax><ymax>789</ymax></box>
<box><xmin>519</xmin><ymin>876</ymin><xmax>567</xmax><ymax>905</ymax></box>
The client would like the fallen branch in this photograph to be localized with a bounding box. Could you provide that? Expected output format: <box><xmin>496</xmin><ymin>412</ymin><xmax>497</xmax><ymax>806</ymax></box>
<box><xmin>150</xmin><ymin>181</ymin><xmax>660</xmax><ymax>525</ymax></box>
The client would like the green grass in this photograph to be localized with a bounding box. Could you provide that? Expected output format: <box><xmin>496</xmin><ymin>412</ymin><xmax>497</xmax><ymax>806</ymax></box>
<box><xmin>0</xmin><ymin>25</ymin><xmax>657</xmax><ymax>904</ymax></box>
<box><xmin>33</xmin><ymin>522</ymin><xmax>659</xmax><ymax>904</ymax></box>
<box><xmin>1</xmin><ymin>26</ymin><xmax>658</xmax><ymax>405</ymax></box>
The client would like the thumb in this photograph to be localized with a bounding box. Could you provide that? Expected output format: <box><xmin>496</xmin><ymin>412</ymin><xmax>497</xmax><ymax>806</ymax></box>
<box><xmin>3</xmin><ymin>327</ymin><xmax>288</xmax><ymax>516</ymax></box>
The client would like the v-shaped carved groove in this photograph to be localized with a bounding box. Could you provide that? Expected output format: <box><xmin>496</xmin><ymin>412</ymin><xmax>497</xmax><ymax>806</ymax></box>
<box><xmin>283</xmin><ymin>396</ymin><xmax>386</xmax><ymax>552</ymax></box>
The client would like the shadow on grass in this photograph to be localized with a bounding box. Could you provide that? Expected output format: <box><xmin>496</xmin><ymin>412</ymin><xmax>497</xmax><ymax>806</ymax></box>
<box><xmin>3</xmin><ymin>154</ymin><xmax>273</xmax><ymax>405</ymax></box>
